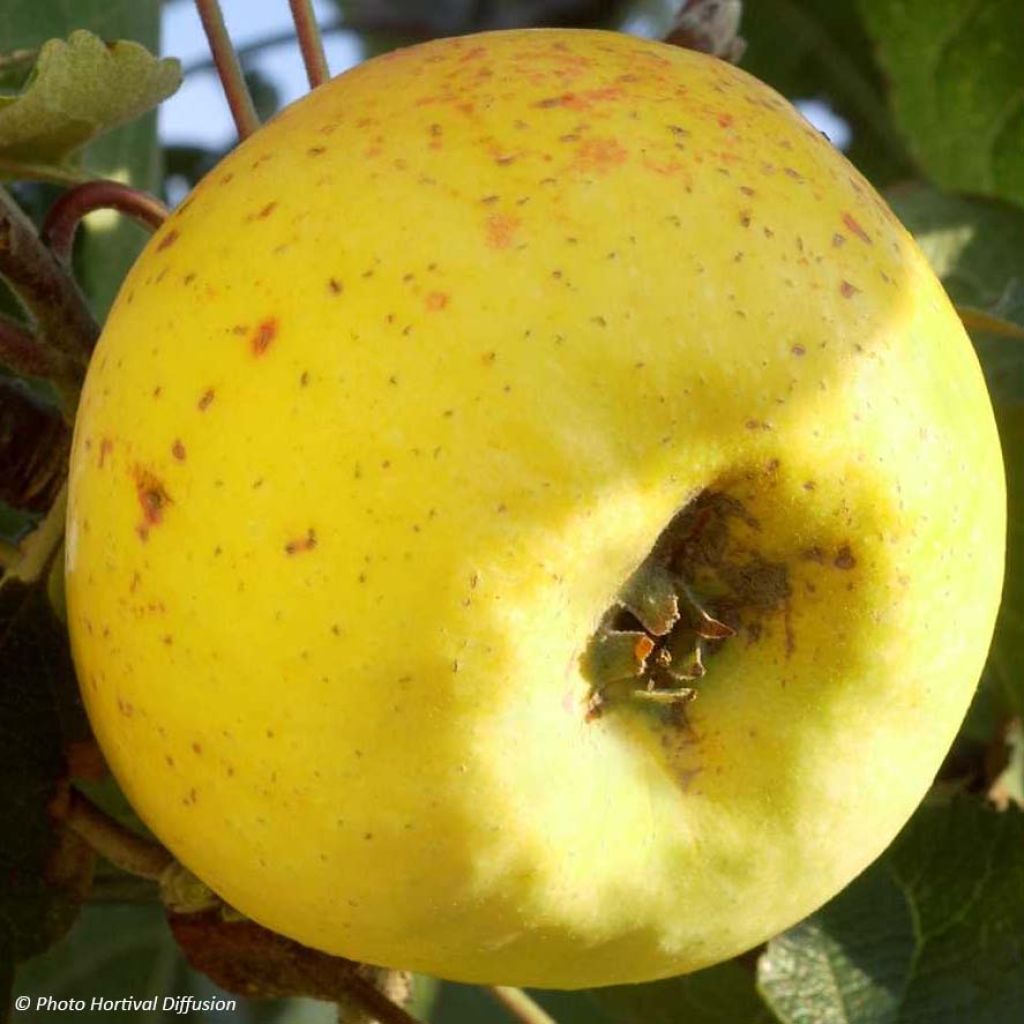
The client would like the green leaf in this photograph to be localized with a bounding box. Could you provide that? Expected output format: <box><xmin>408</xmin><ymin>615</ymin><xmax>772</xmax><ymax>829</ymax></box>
<box><xmin>0</xmin><ymin>577</ymin><xmax>90</xmax><ymax>975</ymax></box>
<box><xmin>758</xmin><ymin>798</ymin><xmax>1024</xmax><ymax>1024</ymax></box>
<box><xmin>593</xmin><ymin>961</ymin><xmax>775</xmax><ymax>1023</ymax></box>
<box><xmin>887</xmin><ymin>185</ymin><xmax>1024</xmax><ymax>723</ymax></box>
<box><xmin>0</xmin><ymin>30</ymin><xmax>180</xmax><ymax>184</ymax></box>
<box><xmin>860</xmin><ymin>0</ymin><xmax>1024</xmax><ymax>209</ymax></box>
<box><xmin>759</xmin><ymin>868</ymin><xmax>911</xmax><ymax>1024</ymax></box>
<box><xmin>13</xmin><ymin>903</ymin><xmax>337</xmax><ymax>1023</ymax></box>
<box><xmin>739</xmin><ymin>0</ymin><xmax>913</xmax><ymax>187</ymax></box>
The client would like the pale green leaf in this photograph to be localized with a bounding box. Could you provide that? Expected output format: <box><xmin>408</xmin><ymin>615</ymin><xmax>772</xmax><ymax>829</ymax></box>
<box><xmin>0</xmin><ymin>29</ymin><xmax>180</xmax><ymax>183</ymax></box>
<box><xmin>759</xmin><ymin>799</ymin><xmax>1024</xmax><ymax>1024</ymax></box>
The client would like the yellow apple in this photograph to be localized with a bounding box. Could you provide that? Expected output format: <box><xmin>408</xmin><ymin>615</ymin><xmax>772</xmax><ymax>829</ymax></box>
<box><xmin>65</xmin><ymin>28</ymin><xmax>1004</xmax><ymax>988</ymax></box>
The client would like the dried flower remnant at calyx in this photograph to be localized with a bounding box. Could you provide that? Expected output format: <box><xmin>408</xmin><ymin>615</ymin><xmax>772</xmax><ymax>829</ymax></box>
<box><xmin>582</xmin><ymin>489</ymin><xmax>792</xmax><ymax>717</ymax></box>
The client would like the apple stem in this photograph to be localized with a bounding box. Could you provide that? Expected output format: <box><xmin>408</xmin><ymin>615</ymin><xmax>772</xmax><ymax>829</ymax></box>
<box><xmin>65</xmin><ymin>788</ymin><xmax>175</xmax><ymax>881</ymax></box>
<box><xmin>42</xmin><ymin>180</ymin><xmax>169</xmax><ymax>267</ymax></box>
<box><xmin>488</xmin><ymin>987</ymin><xmax>560</xmax><ymax>1024</ymax></box>
<box><xmin>193</xmin><ymin>0</ymin><xmax>261</xmax><ymax>140</ymax></box>
<box><xmin>288</xmin><ymin>0</ymin><xmax>331</xmax><ymax>89</ymax></box>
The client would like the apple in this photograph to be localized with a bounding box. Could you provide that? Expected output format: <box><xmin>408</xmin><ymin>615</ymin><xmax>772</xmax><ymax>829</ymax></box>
<box><xmin>65</xmin><ymin>28</ymin><xmax>1005</xmax><ymax>988</ymax></box>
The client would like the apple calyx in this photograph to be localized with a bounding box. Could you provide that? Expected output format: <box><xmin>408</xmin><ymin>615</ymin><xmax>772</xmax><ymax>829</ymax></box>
<box><xmin>582</xmin><ymin>489</ymin><xmax>787</xmax><ymax>719</ymax></box>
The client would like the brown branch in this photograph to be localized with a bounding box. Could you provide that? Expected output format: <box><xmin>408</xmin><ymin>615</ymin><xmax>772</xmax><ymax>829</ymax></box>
<box><xmin>170</xmin><ymin>911</ymin><xmax>425</xmax><ymax>1024</ymax></box>
<box><xmin>338</xmin><ymin>973</ymin><xmax>424</xmax><ymax>1024</ymax></box>
<box><xmin>0</xmin><ymin>186</ymin><xmax>97</xmax><ymax>380</ymax></box>
<box><xmin>489</xmin><ymin>987</ymin><xmax>559</xmax><ymax>1024</ymax></box>
<box><xmin>194</xmin><ymin>0</ymin><xmax>260</xmax><ymax>139</ymax></box>
<box><xmin>289</xmin><ymin>0</ymin><xmax>331</xmax><ymax>88</ymax></box>
<box><xmin>0</xmin><ymin>314</ymin><xmax>71</xmax><ymax>380</ymax></box>
<box><xmin>0</xmin><ymin>378</ymin><xmax>70</xmax><ymax>514</ymax></box>
<box><xmin>43</xmin><ymin>181</ymin><xmax>169</xmax><ymax>266</ymax></box>
<box><xmin>66</xmin><ymin>788</ymin><xmax>174</xmax><ymax>881</ymax></box>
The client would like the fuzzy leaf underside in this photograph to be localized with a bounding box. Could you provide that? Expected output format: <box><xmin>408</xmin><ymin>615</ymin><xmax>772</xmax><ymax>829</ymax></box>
<box><xmin>758</xmin><ymin>798</ymin><xmax>1024</xmax><ymax>1024</ymax></box>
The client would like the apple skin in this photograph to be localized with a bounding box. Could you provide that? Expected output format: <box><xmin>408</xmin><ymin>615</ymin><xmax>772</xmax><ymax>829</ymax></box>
<box><xmin>66</xmin><ymin>29</ymin><xmax>1004</xmax><ymax>988</ymax></box>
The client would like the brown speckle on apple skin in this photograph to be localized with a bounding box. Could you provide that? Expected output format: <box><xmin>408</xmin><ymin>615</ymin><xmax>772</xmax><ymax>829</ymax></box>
<box><xmin>134</xmin><ymin>468</ymin><xmax>171</xmax><ymax>540</ymax></box>
<box><xmin>834</xmin><ymin>545</ymin><xmax>857</xmax><ymax>570</ymax></box>
<box><xmin>284</xmin><ymin>528</ymin><xmax>318</xmax><ymax>556</ymax></box>
<box><xmin>251</xmin><ymin>319</ymin><xmax>278</xmax><ymax>356</ymax></box>
<box><xmin>842</xmin><ymin>211</ymin><xmax>872</xmax><ymax>243</ymax></box>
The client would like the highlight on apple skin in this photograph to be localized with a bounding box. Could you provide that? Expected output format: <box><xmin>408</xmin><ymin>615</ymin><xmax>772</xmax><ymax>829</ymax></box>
<box><xmin>65</xmin><ymin>27</ymin><xmax>1005</xmax><ymax>989</ymax></box>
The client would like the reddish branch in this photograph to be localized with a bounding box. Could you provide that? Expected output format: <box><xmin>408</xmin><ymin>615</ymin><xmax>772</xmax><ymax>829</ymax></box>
<box><xmin>42</xmin><ymin>181</ymin><xmax>169</xmax><ymax>266</ymax></box>
<box><xmin>0</xmin><ymin>186</ymin><xmax>97</xmax><ymax>368</ymax></box>
<box><xmin>0</xmin><ymin>314</ymin><xmax>69</xmax><ymax>381</ymax></box>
